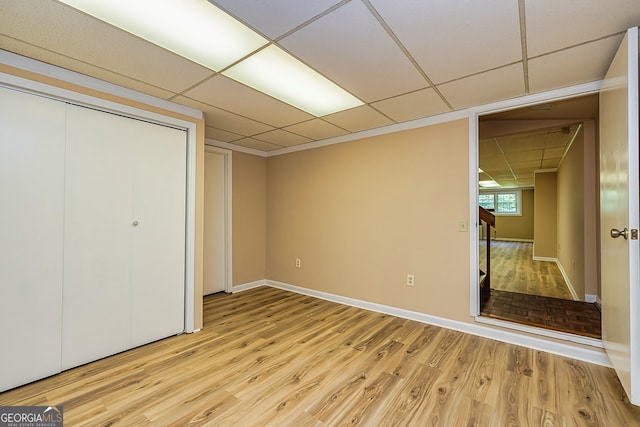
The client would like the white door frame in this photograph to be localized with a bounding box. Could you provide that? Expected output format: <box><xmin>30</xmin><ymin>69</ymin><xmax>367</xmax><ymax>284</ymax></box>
<box><xmin>467</xmin><ymin>82</ymin><xmax>601</xmax><ymax>329</ymax></box>
<box><xmin>205</xmin><ymin>144</ymin><xmax>233</xmax><ymax>293</ymax></box>
<box><xmin>0</xmin><ymin>64</ymin><xmax>200</xmax><ymax>333</ymax></box>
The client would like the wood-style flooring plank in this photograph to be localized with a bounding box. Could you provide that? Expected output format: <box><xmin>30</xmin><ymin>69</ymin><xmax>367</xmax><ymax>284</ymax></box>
<box><xmin>1</xmin><ymin>287</ymin><xmax>639</xmax><ymax>426</ymax></box>
<box><xmin>480</xmin><ymin>240</ymin><xmax>573</xmax><ymax>299</ymax></box>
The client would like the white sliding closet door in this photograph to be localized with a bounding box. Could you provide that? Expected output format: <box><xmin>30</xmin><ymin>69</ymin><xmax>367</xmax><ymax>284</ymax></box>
<box><xmin>0</xmin><ymin>87</ymin><xmax>66</xmax><ymax>391</ymax></box>
<box><xmin>62</xmin><ymin>105</ymin><xmax>137</xmax><ymax>368</ymax></box>
<box><xmin>62</xmin><ymin>105</ymin><xmax>186</xmax><ymax>369</ymax></box>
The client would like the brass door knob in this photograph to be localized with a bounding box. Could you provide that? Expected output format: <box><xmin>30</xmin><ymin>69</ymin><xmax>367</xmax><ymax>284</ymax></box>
<box><xmin>610</xmin><ymin>228</ymin><xmax>628</xmax><ymax>239</ymax></box>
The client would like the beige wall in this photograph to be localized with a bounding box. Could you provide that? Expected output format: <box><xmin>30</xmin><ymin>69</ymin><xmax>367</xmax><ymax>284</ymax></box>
<box><xmin>582</xmin><ymin>121</ymin><xmax>599</xmax><ymax>297</ymax></box>
<box><xmin>232</xmin><ymin>151</ymin><xmax>267</xmax><ymax>285</ymax></box>
<box><xmin>0</xmin><ymin>63</ymin><xmax>206</xmax><ymax>330</ymax></box>
<box><xmin>534</xmin><ymin>171</ymin><xmax>557</xmax><ymax>258</ymax></box>
<box><xmin>557</xmin><ymin>128</ymin><xmax>586</xmax><ymax>299</ymax></box>
<box><xmin>493</xmin><ymin>189</ymin><xmax>534</xmax><ymax>240</ymax></box>
<box><xmin>556</xmin><ymin>122</ymin><xmax>599</xmax><ymax>299</ymax></box>
<box><xmin>266</xmin><ymin>120</ymin><xmax>472</xmax><ymax>321</ymax></box>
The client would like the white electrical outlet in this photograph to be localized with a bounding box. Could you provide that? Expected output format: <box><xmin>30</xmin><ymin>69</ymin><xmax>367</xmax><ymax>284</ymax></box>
<box><xmin>407</xmin><ymin>274</ymin><xmax>415</xmax><ymax>286</ymax></box>
<box><xmin>295</xmin><ymin>258</ymin><xmax>301</xmax><ymax>268</ymax></box>
<box><xmin>459</xmin><ymin>221</ymin><xmax>468</xmax><ymax>232</ymax></box>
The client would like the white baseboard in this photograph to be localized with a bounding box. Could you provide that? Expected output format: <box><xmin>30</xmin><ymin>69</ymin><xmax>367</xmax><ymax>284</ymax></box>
<box><xmin>231</xmin><ymin>280</ymin><xmax>267</xmax><ymax>293</ymax></box>
<box><xmin>494</xmin><ymin>238</ymin><xmax>534</xmax><ymax>242</ymax></box>
<box><xmin>585</xmin><ymin>294</ymin><xmax>598</xmax><ymax>303</ymax></box>
<box><xmin>555</xmin><ymin>260</ymin><xmax>580</xmax><ymax>301</ymax></box>
<box><xmin>532</xmin><ymin>255</ymin><xmax>557</xmax><ymax>262</ymax></box>
<box><xmin>530</xmin><ymin>256</ymin><xmax>580</xmax><ymax>301</ymax></box>
<box><xmin>264</xmin><ymin>280</ymin><xmax>610</xmax><ymax>367</ymax></box>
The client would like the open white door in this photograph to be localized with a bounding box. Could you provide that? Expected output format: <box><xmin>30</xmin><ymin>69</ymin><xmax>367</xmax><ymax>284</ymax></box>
<box><xmin>600</xmin><ymin>26</ymin><xmax>640</xmax><ymax>405</ymax></box>
<box><xmin>203</xmin><ymin>146</ymin><xmax>232</xmax><ymax>295</ymax></box>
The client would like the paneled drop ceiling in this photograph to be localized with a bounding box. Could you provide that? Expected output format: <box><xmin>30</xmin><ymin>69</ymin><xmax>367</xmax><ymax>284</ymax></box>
<box><xmin>0</xmin><ymin>1</ymin><xmax>638</xmax><ymax>153</ymax></box>
<box><xmin>479</xmin><ymin>94</ymin><xmax>599</xmax><ymax>188</ymax></box>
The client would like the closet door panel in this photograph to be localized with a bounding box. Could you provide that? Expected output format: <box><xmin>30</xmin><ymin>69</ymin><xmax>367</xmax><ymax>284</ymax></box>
<box><xmin>0</xmin><ymin>87</ymin><xmax>65</xmax><ymax>391</ymax></box>
<box><xmin>131</xmin><ymin>124</ymin><xmax>186</xmax><ymax>345</ymax></box>
<box><xmin>62</xmin><ymin>105</ymin><xmax>135</xmax><ymax>369</ymax></box>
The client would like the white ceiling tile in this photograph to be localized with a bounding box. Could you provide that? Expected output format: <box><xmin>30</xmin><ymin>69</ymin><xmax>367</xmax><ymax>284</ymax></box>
<box><xmin>525</xmin><ymin>0</ymin><xmax>640</xmax><ymax>56</ymax></box>
<box><xmin>498</xmin><ymin>137</ymin><xmax>545</xmax><ymax>152</ymax></box>
<box><xmin>0</xmin><ymin>0</ymin><xmax>213</xmax><ymax>93</ymax></box>
<box><xmin>479</xmin><ymin>158</ymin><xmax>509</xmax><ymax>168</ymax></box>
<box><xmin>279</xmin><ymin>1</ymin><xmax>427</xmax><ymax>103</ymax></box>
<box><xmin>541</xmin><ymin>158</ymin><xmax>561</xmax><ymax>168</ymax></box>
<box><xmin>479</xmin><ymin>161</ymin><xmax>508</xmax><ymax>172</ymax></box>
<box><xmin>511</xmin><ymin>160</ymin><xmax>542</xmax><ymax>170</ymax></box>
<box><xmin>479</xmin><ymin>148</ymin><xmax>502</xmax><ymax>159</ymax></box>
<box><xmin>504</xmin><ymin>150</ymin><xmax>543</xmax><ymax>162</ymax></box>
<box><xmin>205</xmin><ymin>126</ymin><xmax>243</xmax><ymax>143</ymax></box>
<box><xmin>369</xmin><ymin>0</ymin><xmax>522</xmax><ymax>84</ymax></box>
<box><xmin>210</xmin><ymin>0</ymin><xmax>342</xmax><ymax>39</ymax></box>
<box><xmin>173</xmin><ymin>95</ymin><xmax>275</xmax><ymax>136</ymax></box>
<box><xmin>283</xmin><ymin>119</ymin><xmax>348</xmax><ymax>141</ymax></box>
<box><xmin>438</xmin><ymin>64</ymin><xmax>525</xmax><ymax>110</ymax></box>
<box><xmin>371</xmin><ymin>88</ymin><xmax>451</xmax><ymax>122</ymax></box>
<box><xmin>541</xmin><ymin>134</ymin><xmax>571</xmax><ymax>148</ymax></box>
<box><xmin>528</xmin><ymin>36</ymin><xmax>622</xmax><ymax>94</ymax></box>
<box><xmin>543</xmin><ymin>147</ymin><xmax>566</xmax><ymax>158</ymax></box>
<box><xmin>492</xmin><ymin>173</ymin><xmax>517</xmax><ymax>179</ymax></box>
<box><xmin>232</xmin><ymin>138</ymin><xmax>283</xmax><ymax>151</ymax></box>
<box><xmin>183</xmin><ymin>75</ymin><xmax>314</xmax><ymax>128</ymax></box>
<box><xmin>323</xmin><ymin>105</ymin><xmax>394</xmax><ymax>133</ymax></box>
<box><xmin>254</xmin><ymin>129</ymin><xmax>312</xmax><ymax>147</ymax></box>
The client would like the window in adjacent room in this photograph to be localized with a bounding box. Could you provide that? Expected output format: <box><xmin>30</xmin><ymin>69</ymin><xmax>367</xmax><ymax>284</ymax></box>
<box><xmin>478</xmin><ymin>189</ymin><xmax>521</xmax><ymax>215</ymax></box>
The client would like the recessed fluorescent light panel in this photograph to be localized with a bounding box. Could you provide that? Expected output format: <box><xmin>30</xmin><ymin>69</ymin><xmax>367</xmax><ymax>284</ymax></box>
<box><xmin>223</xmin><ymin>45</ymin><xmax>363</xmax><ymax>116</ymax></box>
<box><xmin>58</xmin><ymin>0</ymin><xmax>363</xmax><ymax>116</ymax></box>
<box><xmin>479</xmin><ymin>180</ymin><xmax>501</xmax><ymax>188</ymax></box>
<box><xmin>58</xmin><ymin>0</ymin><xmax>268</xmax><ymax>71</ymax></box>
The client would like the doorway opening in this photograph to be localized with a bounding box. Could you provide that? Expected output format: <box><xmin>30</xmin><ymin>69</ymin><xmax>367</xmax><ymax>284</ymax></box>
<box><xmin>477</xmin><ymin>94</ymin><xmax>601</xmax><ymax>339</ymax></box>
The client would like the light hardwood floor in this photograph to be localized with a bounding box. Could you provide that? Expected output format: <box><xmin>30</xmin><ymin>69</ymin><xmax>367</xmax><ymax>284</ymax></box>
<box><xmin>1</xmin><ymin>286</ymin><xmax>638</xmax><ymax>426</ymax></box>
<box><xmin>480</xmin><ymin>240</ymin><xmax>574</xmax><ymax>300</ymax></box>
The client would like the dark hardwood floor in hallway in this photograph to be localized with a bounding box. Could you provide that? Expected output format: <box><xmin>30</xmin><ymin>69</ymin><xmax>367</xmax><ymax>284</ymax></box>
<box><xmin>0</xmin><ymin>286</ymin><xmax>637</xmax><ymax>426</ymax></box>
<box><xmin>479</xmin><ymin>240</ymin><xmax>601</xmax><ymax>338</ymax></box>
<box><xmin>481</xmin><ymin>289</ymin><xmax>602</xmax><ymax>339</ymax></box>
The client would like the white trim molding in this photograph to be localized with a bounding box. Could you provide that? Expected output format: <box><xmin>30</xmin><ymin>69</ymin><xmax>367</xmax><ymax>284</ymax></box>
<box><xmin>206</xmin><ymin>139</ymin><xmax>268</xmax><ymax>157</ymax></box>
<box><xmin>530</xmin><ymin>256</ymin><xmax>580</xmax><ymax>301</ymax></box>
<box><xmin>232</xmin><ymin>280</ymin><xmax>267</xmax><ymax>293</ymax></box>
<box><xmin>204</xmin><ymin>144</ymin><xmax>234</xmax><ymax>294</ymax></box>
<box><xmin>468</xmin><ymin>81</ymin><xmax>601</xmax><ymax>325</ymax></box>
<box><xmin>556</xmin><ymin>259</ymin><xmax>580</xmax><ymax>301</ymax></box>
<box><xmin>0</xmin><ymin>49</ymin><xmax>201</xmax><ymax>119</ymax></box>
<box><xmin>265</xmin><ymin>280</ymin><xmax>610</xmax><ymax>367</ymax></box>
<box><xmin>532</xmin><ymin>255</ymin><xmax>557</xmax><ymax>262</ymax></box>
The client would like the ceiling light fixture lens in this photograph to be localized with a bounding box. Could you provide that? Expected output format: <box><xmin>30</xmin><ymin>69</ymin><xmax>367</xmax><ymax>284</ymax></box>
<box><xmin>479</xmin><ymin>180</ymin><xmax>501</xmax><ymax>188</ymax></box>
<box><xmin>223</xmin><ymin>45</ymin><xmax>363</xmax><ymax>117</ymax></box>
<box><xmin>58</xmin><ymin>0</ymin><xmax>268</xmax><ymax>71</ymax></box>
<box><xmin>58</xmin><ymin>0</ymin><xmax>362</xmax><ymax>116</ymax></box>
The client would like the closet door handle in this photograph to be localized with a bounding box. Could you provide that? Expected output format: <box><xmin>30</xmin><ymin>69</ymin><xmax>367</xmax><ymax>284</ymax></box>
<box><xmin>132</xmin><ymin>220</ymin><xmax>139</xmax><ymax>227</ymax></box>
